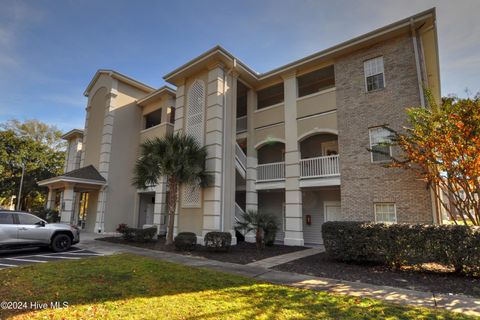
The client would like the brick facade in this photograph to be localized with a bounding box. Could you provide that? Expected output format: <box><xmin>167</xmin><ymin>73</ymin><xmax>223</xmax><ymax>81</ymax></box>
<box><xmin>336</xmin><ymin>33</ymin><xmax>433</xmax><ymax>223</ymax></box>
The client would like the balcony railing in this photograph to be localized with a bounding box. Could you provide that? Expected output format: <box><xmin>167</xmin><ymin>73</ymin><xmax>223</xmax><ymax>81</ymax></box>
<box><xmin>236</xmin><ymin>116</ymin><xmax>247</xmax><ymax>133</ymax></box>
<box><xmin>300</xmin><ymin>155</ymin><xmax>340</xmax><ymax>178</ymax></box>
<box><xmin>257</xmin><ymin>162</ymin><xmax>285</xmax><ymax>182</ymax></box>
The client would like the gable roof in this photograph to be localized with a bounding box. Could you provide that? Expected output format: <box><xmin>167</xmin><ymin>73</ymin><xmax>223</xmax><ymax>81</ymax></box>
<box><xmin>61</xmin><ymin>129</ymin><xmax>84</xmax><ymax>140</ymax></box>
<box><xmin>84</xmin><ymin>69</ymin><xmax>155</xmax><ymax>97</ymax></box>
<box><xmin>137</xmin><ymin>85</ymin><xmax>177</xmax><ymax>107</ymax></box>
<box><xmin>37</xmin><ymin>165</ymin><xmax>106</xmax><ymax>187</ymax></box>
<box><xmin>62</xmin><ymin>165</ymin><xmax>106</xmax><ymax>182</ymax></box>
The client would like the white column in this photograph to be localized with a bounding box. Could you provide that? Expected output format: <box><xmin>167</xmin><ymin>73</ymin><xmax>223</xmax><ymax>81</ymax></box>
<box><xmin>201</xmin><ymin>64</ymin><xmax>225</xmax><ymax>244</ymax></box>
<box><xmin>46</xmin><ymin>188</ymin><xmax>57</xmax><ymax>210</ymax></box>
<box><xmin>94</xmin><ymin>187</ymin><xmax>107</xmax><ymax>233</ymax></box>
<box><xmin>153</xmin><ymin>177</ymin><xmax>167</xmax><ymax>235</ymax></box>
<box><xmin>245</xmin><ymin>89</ymin><xmax>258</xmax><ymax>243</ymax></box>
<box><xmin>172</xmin><ymin>83</ymin><xmax>185</xmax><ymax>237</ymax></box>
<box><xmin>60</xmin><ymin>185</ymin><xmax>75</xmax><ymax>224</ymax></box>
<box><xmin>283</xmin><ymin>73</ymin><xmax>304</xmax><ymax>246</ymax></box>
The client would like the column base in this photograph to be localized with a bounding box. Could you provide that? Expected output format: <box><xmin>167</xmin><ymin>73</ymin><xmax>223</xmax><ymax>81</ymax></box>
<box><xmin>283</xmin><ymin>237</ymin><xmax>304</xmax><ymax>246</ymax></box>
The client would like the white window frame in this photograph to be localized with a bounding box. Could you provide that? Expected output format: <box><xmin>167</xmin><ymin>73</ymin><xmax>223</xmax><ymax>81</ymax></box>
<box><xmin>364</xmin><ymin>56</ymin><xmax>385</xmax><ymax>92</ymax></box>
<box><xmin>374</xmin><ymin>203</ymin><xmax>397</xmax><ymax>224</ymax></box>
<box><xmin>368</xmin><ymin>127</ymin><xmax>392</xmax><ymax>163</ymax></box>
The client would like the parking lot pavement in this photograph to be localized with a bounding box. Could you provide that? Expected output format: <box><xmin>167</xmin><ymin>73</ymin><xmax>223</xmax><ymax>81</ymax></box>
<box><xmin>0</xmin><ymin>248</ymin><xmax>103</xmax><ymax>270</ymax></box>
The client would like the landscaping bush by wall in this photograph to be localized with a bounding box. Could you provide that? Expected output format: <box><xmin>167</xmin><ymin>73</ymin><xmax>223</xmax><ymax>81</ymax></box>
<box><xmin>322</xmin><ymin>221</ymin><xmax>480</xmax><ymax>275</ymax></box>
<box><xmin>174</xmin><ymin>232</ymin><xmax>197</xmax><ymax>251</ymax></box>
<box><xmin>116</xmin><ymin>224</ymin><xmax>157</xmax><ymax>242</ymax></box>
<box><xmin>204</xmin><ymin>232</ymin><xmax>232</xmax><ymax>252</ymax></box>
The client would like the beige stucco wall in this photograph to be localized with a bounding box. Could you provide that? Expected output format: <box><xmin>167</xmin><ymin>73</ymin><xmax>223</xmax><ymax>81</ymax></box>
<box><xmin>254</xmin><ymin>125</ymin><xmax>285</xmax><ymax>147</ymax></box>
<box><xmin>253</xmin><ymin>104</ymin><xmax>285</xmax><ymax>129</ymax></box>
<box><xmin>85</xmin><ymin>191</ymin><xmax>99</xmax><ymax>233</ymax></box>
<box><xmin>140</xmin><ymin>123</ymin><xmax>173</xmax><ymax>143</ymax></box>
<box><xmin>103</xmin><ymin>81</ymin><xmax>149</xmax><ymax>232</ymax></box>
<box><xmin>297</xmin><ymin>111</ymin><xmax>338</xmax><ymax>138</ymax></box>
<box><xmin>83</xmin><ymin>87</ymin><xmax>108</xmax><ymax>169</ymax></box>
<box><xmin>296</xmin><ymin>89</ymin><xmax>336</xmax><ymax>119</ymax></box>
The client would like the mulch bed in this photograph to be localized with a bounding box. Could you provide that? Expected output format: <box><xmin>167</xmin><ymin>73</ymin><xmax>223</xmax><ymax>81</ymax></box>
<box><xmin>272</xmin><ymin>252</ymin><xmax>480</xmax><ymax>298</ymax></box>
<box><xmin>97</xmin><ymin>236</ymin><xmax>306</xmax><ymax>265</ymax></box>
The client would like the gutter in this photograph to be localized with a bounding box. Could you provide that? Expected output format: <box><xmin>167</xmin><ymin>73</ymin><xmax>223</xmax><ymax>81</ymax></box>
<box><xmin>411</xmin><ymin>19</ymin><xmax>426</xmax><ymax>107</ymax></box>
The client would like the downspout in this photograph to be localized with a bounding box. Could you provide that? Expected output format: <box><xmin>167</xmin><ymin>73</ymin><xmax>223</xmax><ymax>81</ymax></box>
<box><xmin>411</xmin><ymin>18</ymin><xmax>425</xmax><ymax>108</ymax></box>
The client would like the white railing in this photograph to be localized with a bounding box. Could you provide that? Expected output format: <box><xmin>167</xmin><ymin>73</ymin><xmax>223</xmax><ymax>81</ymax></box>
<box><xmin>300</xmin><ymin>155</ymin><xmax>340</xmax><ymax>178</ymax></box>
<box><xmin>236</xmin><ymin>116</ymin><xmax>247</xmax><ymax>133</ymax></box>
<box><xmin>235</xmin><ymin>143</ymin><xmax>247</xmax><ymax>171</ymax></box>
<box><xmin>235</xmin><ymin>202</ymin><xmax>245</xmax><ymax>222</ymax></box>
<box><xmin>257</xmin><ymin>162</ymin><xmax>285</xmax><ymax>182</ymax></box>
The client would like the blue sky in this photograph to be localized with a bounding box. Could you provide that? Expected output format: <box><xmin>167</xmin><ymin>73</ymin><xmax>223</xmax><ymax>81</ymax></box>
<box><xmin>0</xmin><ymin>0</ymin><xmax>479</xmax><ymax>132</ymax></box>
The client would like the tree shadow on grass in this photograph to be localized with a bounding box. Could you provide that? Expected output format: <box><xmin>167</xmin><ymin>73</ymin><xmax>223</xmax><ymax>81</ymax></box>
<box><xmin>0</xmin><ymin>254</ymin><xmax>473</xmax><ymax>319</ymax></box>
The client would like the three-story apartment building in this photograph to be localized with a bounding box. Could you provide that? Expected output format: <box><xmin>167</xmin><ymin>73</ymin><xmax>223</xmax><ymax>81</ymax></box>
<box><xmin>39</xmin><ymin>8</ymin><xmax>441</xmax><ymax>246</ymax></box>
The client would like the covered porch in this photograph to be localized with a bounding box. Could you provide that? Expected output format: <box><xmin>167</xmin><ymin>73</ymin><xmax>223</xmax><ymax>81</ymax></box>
<box><xmin>38</xmin><ymin>165</ymin><xmax>106</xmax><ymax>232</ymax></box>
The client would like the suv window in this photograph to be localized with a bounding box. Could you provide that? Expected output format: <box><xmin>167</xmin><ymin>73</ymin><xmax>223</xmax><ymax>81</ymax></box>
<box><xmin>0</xmin><ymin>213</ymin><xmax>15</xmax><ymax>224</ymax></box>
<box><xmin>17</xmin><ymin>213</ymin><xmax>42</xmax><ymax>225</ymax></box>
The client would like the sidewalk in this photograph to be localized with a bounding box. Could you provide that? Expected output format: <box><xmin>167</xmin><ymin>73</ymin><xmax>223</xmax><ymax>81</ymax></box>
<box><xmin>78</xmin><ymin>233</ymin><xmax>480</xmax><ymax>317</ymax></box>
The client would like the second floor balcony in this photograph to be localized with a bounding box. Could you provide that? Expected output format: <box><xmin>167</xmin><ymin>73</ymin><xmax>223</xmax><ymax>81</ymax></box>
<box><xmin>256</xmin><ymin>133</ymin><xmax>340</xmax><ymax>187</ymax></box>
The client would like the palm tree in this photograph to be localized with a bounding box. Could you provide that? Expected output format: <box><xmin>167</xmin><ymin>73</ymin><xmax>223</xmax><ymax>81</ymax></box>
<box><xmin>236</xmin><ymin>210</ymin><xmax>278</xmax><ymax>250</ymax></box>
<box><xmin>133</xmin><ymin>133</ymin><xmax>210</xmax><ymax>245</ymax></box>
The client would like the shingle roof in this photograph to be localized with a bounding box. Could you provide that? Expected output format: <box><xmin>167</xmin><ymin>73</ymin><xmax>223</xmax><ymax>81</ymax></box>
<box><xmin>62</xmin><ymin>165</ymin><xmax>106</xmax><ymax>182</ymax></box>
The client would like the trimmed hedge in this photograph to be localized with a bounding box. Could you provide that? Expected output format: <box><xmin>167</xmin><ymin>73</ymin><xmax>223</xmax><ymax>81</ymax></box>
<box><xmin>204</xmin><ymin>232</ymin><xmax>232</xmax><ymax>252</ymax></box>
<box><xmin>117</xmin><ymin>224</ymin><xmax>157</xmax><ymax>242</ymax></box>
<box><xmin>174</xmin><ymin>232</ymin><xmax>197</xmax><ymax>251</ymax></box>
<box><xmin>322</xmin><ymin>221</ymin><xmax>480</xmax><ymax>275</ymax></box>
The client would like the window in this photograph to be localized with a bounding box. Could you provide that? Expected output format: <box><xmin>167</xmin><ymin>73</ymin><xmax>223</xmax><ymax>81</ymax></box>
<box><xmin>297</xmin><ymin>65</ymin><xmax>335</xmax><ymax>97</ymax></box>
<box><xmin>144</xmin><ymin>109</ymin><xmax>162</xmax><ymax>129</ymax></box>
<box><xmin>17</xmin><ymin>213</ymin><xmax>42</xmax><ymax>225</ymax></box>
<box><xmin>257</xmin><ymin>83</ymin><xmax>284</xmax><ymax>109</ymax></box>
<box><xmin>364</xmin><ymin>56</ymin><xmax>385</xmax><ymax>92</ymax></box>
<box><xmin>374</xmin><ymin>203</ymin><xmax>397</xmax><ymax>224</ymax></box>
<box><xmin>369</xmin><ymin>127</ymin><xmax>392</xmax><ymax>162</ymax></box>
<box><xmin>0</xmin><ymin>213</ymin><xmax>15</xmax><ymax>224</ymax></box>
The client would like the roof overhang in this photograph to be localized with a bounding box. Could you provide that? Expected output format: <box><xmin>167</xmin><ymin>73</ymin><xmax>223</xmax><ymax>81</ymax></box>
<box><xmin>162</xmin><ymin>8</ymin><xmax>436</xmax><ymax>88</ymax></box>
<box><xmin>163</xmin><ymin>45</ymin><xmax>260</xmax><ymax>87</ymax></box>
<box><xmin>61</xmin><ymin>129</ymin><xmax>84</xmax><ymax>140</ymax></box>
<box><xmin>84</xmin><ymin>69</ymin><xmax>155</xmax><ymax>97</ymax></box>
<box><xmin>38</xmin><ymin>176</ymin><xmax>106</xmax><ymax>187</ymax></box>
<box><xmin>137</xmin><ymin>85</ymin><xmax>177</xmax><ymax>107</ymax></box>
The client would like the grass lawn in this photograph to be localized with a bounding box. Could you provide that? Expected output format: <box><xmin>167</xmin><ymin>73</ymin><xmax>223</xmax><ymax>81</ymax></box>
<box><xmin>0</xmin><ymin>254</ymin><xmax>473</xmax><ymax>320</ymax></box>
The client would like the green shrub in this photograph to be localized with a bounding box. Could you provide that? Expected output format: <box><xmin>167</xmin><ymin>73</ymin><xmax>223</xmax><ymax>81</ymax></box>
<box><xmin>117</xmin><ymin>224</ymin><xmax>157</xmax><ymax>242</ymax></box>
<box><xmin>174</xmin><ymin>232</ymin><xmax>197</xmax><ymax>251</ymax></box>
<box><xmin>204</xmin><ymin>232</ymin><xmax>232</xmax><ymax>252</ymax></box>
<box><xmin>264</xmin><ymin>220</ymin><xmax>278</xmax><ymax>247</ymax></box>
<box><xmin>322</xmin><ymin>221</ymin><xmax>480</xmax><ymax>275</ymax></box>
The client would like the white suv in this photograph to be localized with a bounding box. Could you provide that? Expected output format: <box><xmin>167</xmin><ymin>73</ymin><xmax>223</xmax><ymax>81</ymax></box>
<box><xmin>0</xmin><ymin>211</ymin><xmax>80</xmax><ymax>252</ymax></box>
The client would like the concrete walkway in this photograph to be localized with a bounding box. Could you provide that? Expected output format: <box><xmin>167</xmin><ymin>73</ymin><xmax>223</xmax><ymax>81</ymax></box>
<box><xmin>246</xmin><ymin>247</ymin><xmax>324</xmax><ymax>268</ymax></box>
<box><xmin>78</xmin><ymin>233</ymin><xmax>480</xmax><ymax>317</ymax></box>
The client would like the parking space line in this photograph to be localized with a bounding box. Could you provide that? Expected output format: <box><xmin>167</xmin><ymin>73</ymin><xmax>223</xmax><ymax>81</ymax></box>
<box><xmin>0</xmin><ymin>263</ymin><xmax>17</xmax><ymax>267</ymax></box>
<box><xmin>36</xmin><ymin>255</ymin><xmax>81</xmax><ymax>260</ymax></box>
<box><xmin>2</xmin><ymin>249</ymin><xmax>85</xmax><ymax>260</ymax></box>
<box><xmin>61</xmin><ymin>252</ymin><xmax>103</xmax><ymax>256</ymax></box>
<box><xmin>5</xmin><ymin>258</ymin><xmax>47</xmax><ymax>263</ymax></box>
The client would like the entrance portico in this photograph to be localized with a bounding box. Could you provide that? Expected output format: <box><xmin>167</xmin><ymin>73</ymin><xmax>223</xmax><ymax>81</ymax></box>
<box><xmin>38</xmin><ymin>165</ymin><xmax>106</xmax><ymax>232</ymax></box>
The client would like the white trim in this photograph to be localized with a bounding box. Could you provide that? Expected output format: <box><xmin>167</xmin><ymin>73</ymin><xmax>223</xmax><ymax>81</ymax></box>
<box><xmin>254</xmin><ymin>122</ymin><xmax>284</xmax><ymax>132</ymax></box>
<box><xmin>255</xmin><ymin>180</ymin><xmax>285</xmax><ymax>190</ymax></box>
<box><xmin>364</xmin><ymin>56</ymin><xmax>386</xmax><ymax>92</ymax></box>
<box><xmin>368</xmin><ymin>127</ymin><xmax>392</xmax><ymax>163</ymax></box>
<box><xmin>296</xmin><ymin>87</ymin><xmax>336</xmax><ymax>102</ymax></box>
<box><xmin>37</xmin><ymin>177</ymin><xmax>106</xmax><ymax>186</ymax></box>
<box><xmin>323</xmin><ymin>201</ymin><xmax>341</xmax><ymax>222</ymax></box>
<box><xmin>254</xmin><ymin>102</ymin><xmax>284</xmax><ymax>113</ymax></box>
<box><xmin>374</xmin><ymin>202</ymin><xmax>397</xmax><ymax>224</ymax></box>
<box><xmin>254</xmin><ymin>138</ymin><xmax>286</xmax><ymax>150</ymax></box>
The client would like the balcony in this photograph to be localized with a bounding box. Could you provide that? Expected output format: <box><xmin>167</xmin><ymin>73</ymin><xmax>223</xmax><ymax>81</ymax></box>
<box><xmin>236</xmin><ymin>116</ymin><xmax>247</xmax><ymax>134</ymax></box>
<box><xmin>300</xmin><ymin>155</ymin><xmax>339</xmax><ymax>178</ymax></box>
<box><xmin>257</xmin><ymin>162</ymin><xmax>285</xmax><ymax>182</ymax></box>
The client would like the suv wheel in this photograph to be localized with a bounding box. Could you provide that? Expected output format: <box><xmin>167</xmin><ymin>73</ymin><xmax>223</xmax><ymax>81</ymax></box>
<box><xmin>51</xmin><ymin>234</ymin><xmax>72</xmax><ymax>252</ymax></box>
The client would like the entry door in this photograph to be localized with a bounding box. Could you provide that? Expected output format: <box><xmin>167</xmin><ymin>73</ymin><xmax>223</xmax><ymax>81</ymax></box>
<box><xmin>324</xmin><ymin>201</ymin><xmax>341</xmax><ymax>222</ymax></box>
<box><xmin>145</xmin><ymin>203</ymin><xmax>154</xmax><ymax>225</ymax></box>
